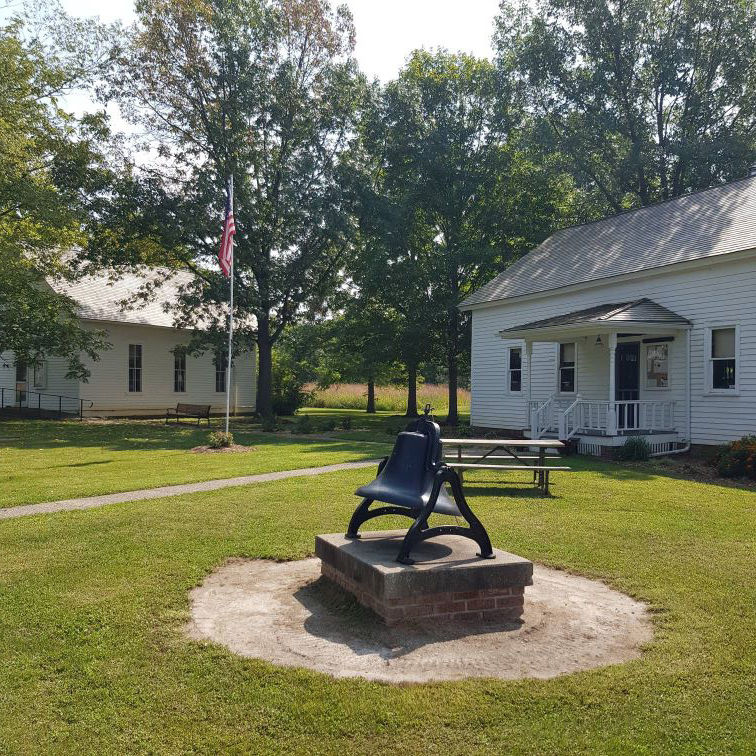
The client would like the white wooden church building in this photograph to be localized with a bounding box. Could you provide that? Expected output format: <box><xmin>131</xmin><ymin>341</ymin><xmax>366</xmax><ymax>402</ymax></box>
<box><xmin>461</xmin><ymin>172</ymin><xmax>756</xmax><ymax>454</ymax></box>
<box><xmin>0</xmin><ymin>270</ymin><xmax>256</xmax><ymax>418</ymax></box>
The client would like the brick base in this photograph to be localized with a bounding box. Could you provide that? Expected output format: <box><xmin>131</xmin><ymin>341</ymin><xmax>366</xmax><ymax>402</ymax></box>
<box><xmin>321</xmin><ymin>562</ymin><xmax>525</xmax><ymax>625</ymax></box>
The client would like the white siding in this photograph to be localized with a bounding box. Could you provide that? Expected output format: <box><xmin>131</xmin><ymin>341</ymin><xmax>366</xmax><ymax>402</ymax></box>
<box><xmin>78</xmin><ymin>321</ymin><xmax>256</xmax><ymax>416</ymax></box>
<box><xmin>470</xmin><ymin>254</ymin><xmax>756</xmax><ymax>445</ymax></box>
<box><xmin>0</xmin><ymin>351</ymin><xmax>80</xmax><ymax>413</ymax></box>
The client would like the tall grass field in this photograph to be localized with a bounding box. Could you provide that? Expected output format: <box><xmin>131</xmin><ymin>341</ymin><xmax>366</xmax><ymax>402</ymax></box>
<box><xmin>306</xmin><ymin>382</ymin><xmax>471</xmax><ymax>413</ymax></box>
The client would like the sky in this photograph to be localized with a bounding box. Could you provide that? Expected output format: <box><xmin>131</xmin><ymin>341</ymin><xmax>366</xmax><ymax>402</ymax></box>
<box><xmin>54</xmin><ymin>0</ymin><xmax>501</xmax><ymax>82</ymax></box>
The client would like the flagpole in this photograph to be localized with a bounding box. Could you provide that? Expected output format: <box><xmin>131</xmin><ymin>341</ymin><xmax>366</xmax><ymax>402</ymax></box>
<box><xmin>224</xmin><ymin>174</ymin><xmax>234</xmax><ymax>435</ymax></box>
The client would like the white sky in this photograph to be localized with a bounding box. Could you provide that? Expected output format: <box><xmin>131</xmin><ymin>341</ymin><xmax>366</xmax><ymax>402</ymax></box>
<box><xmin>55</xmin><ymin>0</ymin><xmax>500</xmax><ymax>82</ymax></box>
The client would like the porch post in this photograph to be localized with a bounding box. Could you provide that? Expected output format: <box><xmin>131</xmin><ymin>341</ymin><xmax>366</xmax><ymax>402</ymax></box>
<box><xmin>607</xmin><ymin>332</ymin><xmax>617</xmax><ymax>435</ymax></box>
<box><xmin>525</xmin><ymin>340</ymin><xmax>533</xmax><ymax>432</ymax></box>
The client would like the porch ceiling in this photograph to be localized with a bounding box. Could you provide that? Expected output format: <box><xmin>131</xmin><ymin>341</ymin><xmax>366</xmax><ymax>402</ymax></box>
<box><xmin>499</xmin><ymin>298</ymin><xmax>691</xmax><ymax>341</ymax></box>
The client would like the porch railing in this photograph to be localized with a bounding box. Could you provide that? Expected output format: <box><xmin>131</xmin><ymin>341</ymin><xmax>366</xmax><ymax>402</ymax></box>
<box><xmin>529</xmin><ymin>394</ymin><xmax>556</xmax><ymax>439</ymax></box>
<box><xmin>0</xmin><ymin>388</ymin><xmax>93</xmax><ymax>419</ymax></box>
<box><xmin>555</xmin><ymin>399</ymin><xmax>676</xmax><ymax>440</ymax></box>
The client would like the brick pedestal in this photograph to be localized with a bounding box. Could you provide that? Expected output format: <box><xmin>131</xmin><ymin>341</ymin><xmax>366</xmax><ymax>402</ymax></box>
<box><xmin>315</xmin><ymin>531</ymin><xmax>533</xmax><ymax>626</ymax></box>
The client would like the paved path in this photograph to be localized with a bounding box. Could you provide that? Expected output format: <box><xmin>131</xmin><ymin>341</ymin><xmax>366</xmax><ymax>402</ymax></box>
<box><xmin>0</xmin><ymin>460</ymin><xmax>378</xmax><ymax>522</ymax></box>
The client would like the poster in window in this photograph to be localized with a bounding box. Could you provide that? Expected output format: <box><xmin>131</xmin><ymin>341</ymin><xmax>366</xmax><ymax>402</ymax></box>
<box><xmin>646</xmin><ymin>344</ymin><xmax>668</xmax><ymax>388</ymax></box>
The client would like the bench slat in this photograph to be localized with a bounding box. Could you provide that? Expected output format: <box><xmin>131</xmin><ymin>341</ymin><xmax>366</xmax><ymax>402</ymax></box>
<box><xmin>446</xmin><ymin>463</ymin><xmax>571</xmax><ymax>471</ymax></box>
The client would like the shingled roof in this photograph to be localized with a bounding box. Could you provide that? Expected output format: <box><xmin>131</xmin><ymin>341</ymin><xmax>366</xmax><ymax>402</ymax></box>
<box><xmin>499</xmin><ymin>298</ymin><xmax>690</xmax><ymax>336</ymax></box>
<box><xmin>51</xmin><ymin>268</ymin><xmax>196</xmax><ymax>328</ymax></box>
<box><xmin>461</xmin><ymin>174</ymin><xmax>756</xmax><ymax>309</ymax></box>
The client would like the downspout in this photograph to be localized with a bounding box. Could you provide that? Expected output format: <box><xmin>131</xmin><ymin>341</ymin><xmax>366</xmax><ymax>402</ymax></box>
<box><xmin>651</xmin><ymin>327</ymin><xmax>691</xmax><ymax>457</ymax></box>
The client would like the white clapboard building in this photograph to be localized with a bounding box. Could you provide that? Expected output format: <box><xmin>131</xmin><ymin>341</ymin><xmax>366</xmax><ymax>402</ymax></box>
<box><xmin>461</xmin><ymin>172</ymin><xmax>756</xmax><ymax>454</ymax></box>
<box><xmin>0</xmin><ymin>269</ymin><xmax>256</xmax><ymax>418</ymax></box>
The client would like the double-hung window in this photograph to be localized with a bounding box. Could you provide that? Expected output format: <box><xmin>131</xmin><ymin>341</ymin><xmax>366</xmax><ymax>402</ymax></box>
<box><xmin>508</xmin><ymin>347</ymin><xmax>522</xmax><ymax>392</ymax></box>
<box><xmin>128</xmin><ymin>344</ymin><xmax>142</xmax><ymax>392</ymax></box>
<box><xmin>558</xmin><ymin>343</ymin><xmax>576</xmax><ymax>393</ymax></box>
<box><xmin>215</xmin><ymin>352</ymin><xmax>226</xmax><ymax>393</ymax></box>
<box><xmin>708</xmin><ymin>326</ymin><xmax>738</xmax><ymax>392</ymax></box>
<box><xmin>174</xmin><ymin>350</ymin><xmax>186</xmax><ymax>393</ymax></box>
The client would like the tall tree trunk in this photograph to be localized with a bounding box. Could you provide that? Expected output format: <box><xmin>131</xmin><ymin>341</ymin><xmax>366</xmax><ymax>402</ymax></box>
<box><xmin>446</xmin><ymin>307</ymin><xmax>459</xmax><ymax>426</ymax></box>
<box><xmin>255</xmin><ymin>313</ymin><xmax>274</xmax><ymax>418</ymax></box>
<box><xmin>405</xmin><ymin>362</ymin><xmax>418</xmax><ymax>417</ymax></box>
<box><xmin>366</xmin><ymin>376</ymin><xmax>376</xmax><ymax>413</ymax></box>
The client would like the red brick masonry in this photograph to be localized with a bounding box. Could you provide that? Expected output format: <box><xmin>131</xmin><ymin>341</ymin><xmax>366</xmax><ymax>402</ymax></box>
<box><xmin>321</xmin><ymin>562</ymin><xmax>526</xmax><ymax>625</ymax></box>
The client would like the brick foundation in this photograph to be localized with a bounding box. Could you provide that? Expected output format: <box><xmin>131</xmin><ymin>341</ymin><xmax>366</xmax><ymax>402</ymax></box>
<box><xmin>321</xmin><ymin>561</ymin><xmax>526</xmax><ymax>625</ymax></box>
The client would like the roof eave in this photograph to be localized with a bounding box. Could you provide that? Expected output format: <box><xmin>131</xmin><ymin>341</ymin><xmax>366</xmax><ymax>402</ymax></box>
<box><xmin>499</xmin><ymin>321</ymin><xmax>690</xmax><ymax>341</ymax></box>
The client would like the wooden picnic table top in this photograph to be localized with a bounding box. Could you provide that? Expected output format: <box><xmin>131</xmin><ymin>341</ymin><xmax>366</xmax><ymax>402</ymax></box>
<box><xmin>442</xmin><ymin>438</ymin><xmax>564</xmax><ymax>448</ymax></box>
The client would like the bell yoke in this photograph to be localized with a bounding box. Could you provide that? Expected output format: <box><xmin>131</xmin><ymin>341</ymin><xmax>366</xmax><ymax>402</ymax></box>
<box><xmin>346</xmin><ymin>406</ymin><xmax>494</xmax><ymax>565</ymax></box>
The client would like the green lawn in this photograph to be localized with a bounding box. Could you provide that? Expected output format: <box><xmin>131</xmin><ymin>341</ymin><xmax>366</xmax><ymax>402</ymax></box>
<box><xmin>1</xmin><ymin>454</ymin><xmax>755</xmax><ymax>753</ymax></box>
<box><xmin>0</xmin><ymin>418</ymin><xmax>390</xmax><ymax>507</ymax></box>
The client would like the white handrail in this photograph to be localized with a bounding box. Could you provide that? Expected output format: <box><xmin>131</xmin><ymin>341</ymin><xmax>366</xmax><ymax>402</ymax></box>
<box><xmin>556</xmin><ymin>399</ymin><xmax>676</xmax><ymax>437</ymax></box>
<box><xmin>529</xmin><ymin>393</ymin><xmax>556</xmax><ymax>439</ymax></box>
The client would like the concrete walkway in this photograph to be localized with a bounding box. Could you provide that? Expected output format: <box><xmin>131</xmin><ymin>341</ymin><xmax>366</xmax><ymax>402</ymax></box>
<box><xmin>0</xmin><ymin>460</ymin><xmax>379</xmax><ymax>521</ymax></box>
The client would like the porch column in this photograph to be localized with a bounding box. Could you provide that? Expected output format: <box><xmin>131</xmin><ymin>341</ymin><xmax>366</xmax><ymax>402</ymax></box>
<box><xmin>607</xmin><ymin>332</ymin><xmax>617</xmax><ymax>435</ymax></box>
<box><xmin>525</xmin><ymin>340</ymin><xmax>533</xmax><ymax>430</ymax></box>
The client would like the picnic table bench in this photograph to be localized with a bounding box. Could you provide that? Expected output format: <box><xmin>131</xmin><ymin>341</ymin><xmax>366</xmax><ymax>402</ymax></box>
<box><xmin>165</xmin><ymin>402</ymin><xmax>212</xmax><ymax>426</ymax></box>
<box><xmin>443</xmin><ymin>438</ymin><xmax>569</xmax><ymax>495</ymax></box>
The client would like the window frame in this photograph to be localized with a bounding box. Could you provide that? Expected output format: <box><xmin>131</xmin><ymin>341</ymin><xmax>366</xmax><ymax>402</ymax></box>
<box><xmin>214</xmin><ymin>352</ymin><xmax>227</xmax><ymax>394</ymax></box>
<box><xmin>32</xmin><ymin>360</ymin><xmax>47</xmax><ymax>390</ymax></box>
<box><xmin>644</xmin><ymin>342</ymin><xmax>671</xmax><ymax>391</ymax></box>
<box><xmin>173</xmin><ymin>349</ymin><xmax>187</xmax><ymax>393</ymax></box>
<box><xmin>556</xmin><ymin>341</ymin><xmax>577</xmax><ymax>395</ymax></box>
<box><xmin>128</xmin><ymin>344</ymin><xmax>143</xmax><ymax>393</ymax></box>
<box><xmin>705</xmin><ymin>324</ymin><xmax>740</xmax><ymax>395</ymax></box>
<box><xmin>507</xmin><ymin>345</ymin><xmax>522</xmax><ymax>394</ymax></box>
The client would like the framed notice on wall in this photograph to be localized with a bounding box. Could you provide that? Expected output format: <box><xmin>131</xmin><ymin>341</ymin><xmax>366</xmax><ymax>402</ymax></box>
<box><xmin>646</xmin><ymin>343</ymin><xmax>669</xmax><ymax>388</ymax></box>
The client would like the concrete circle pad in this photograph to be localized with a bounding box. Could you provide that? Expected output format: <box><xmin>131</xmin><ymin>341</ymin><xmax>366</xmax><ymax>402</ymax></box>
<box><xmin>186</xmin><ymin>558</ymin><xmax>653</xmax><ymax>684</ymax></box>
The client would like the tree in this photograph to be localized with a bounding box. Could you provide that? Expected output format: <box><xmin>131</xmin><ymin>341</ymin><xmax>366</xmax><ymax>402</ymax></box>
<box><xmin>496</xmin><ymin>0</ymin><xmax>756</xmax><ymax>213</ymax></box>
<box><xmin>0</xmin><ymin>10</ymin><xmax>114</xmax><ymax>378</ymax></box>
<box><xmin>353</xmin><ymin>51</ymin><xmax>574</xmax><ymax>423</ymax></box>
<box><xmin>107</xmin><ymin>0</ymin><xmax>365</xmax><ymax>417</ymax></box>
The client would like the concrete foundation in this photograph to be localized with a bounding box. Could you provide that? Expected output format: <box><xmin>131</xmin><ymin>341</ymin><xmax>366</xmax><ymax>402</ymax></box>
<box><xmin>315</xmin><ymin>531</ymin><xmax>533</xmax><ymax>625</ymax></box>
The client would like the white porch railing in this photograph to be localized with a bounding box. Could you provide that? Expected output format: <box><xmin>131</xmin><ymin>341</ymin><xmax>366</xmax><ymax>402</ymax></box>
<box><xmin>556</xmin><ymin>399</ymin><xmax>676</xmax><ymax>440</ymax></box>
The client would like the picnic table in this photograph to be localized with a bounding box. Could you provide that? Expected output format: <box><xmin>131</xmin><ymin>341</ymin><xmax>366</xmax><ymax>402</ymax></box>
<box><xmin>442</xmin><ymin>438</ymin><xmax>569</xmax><ymax>495</ymax></box>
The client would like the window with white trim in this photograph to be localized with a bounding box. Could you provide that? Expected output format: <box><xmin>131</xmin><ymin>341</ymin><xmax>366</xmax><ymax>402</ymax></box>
<box><xmin>709</xmin><ymin>327</ymin><xmax>737</xmax><ymax>391</ymax></box>
<box><xmin>508</xmin><ymin>347</ymin><xmax>522</xmax><ymax>392</ymax></box>
<box><xmin>174</xmin><ymin>349</ymin><xmax>186</xmax><ymax>393</ymax></box>
<box><xmin>128</xmin><ymin>344</ymin><xmax>142</xmax><ymax>392</ymax></box>
<box><xmin>215</xmin><ymin>352</ymin><xmax>226</xmax><ymax>393</ymax></box>
<box><xmin>645</xmin><ymin>344</ymin><xmax>669</xmax><ymax>389</ymax></box>
<box><xmin>558</xmin><ymin>342</ymin><xmax>576</xmax><ymax>393</ymax></box>
<box><xmin>32</xmin><ymin>360</ymin><xmax>47</xmax><ymax>390</ymax></box>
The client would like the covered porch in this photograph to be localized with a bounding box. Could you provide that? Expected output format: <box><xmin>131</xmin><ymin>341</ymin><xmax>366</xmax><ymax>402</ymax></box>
<box><xmin>500</xmin><ymin>299</ymin><xmax>691</xmax><ymax>454</ymax></box>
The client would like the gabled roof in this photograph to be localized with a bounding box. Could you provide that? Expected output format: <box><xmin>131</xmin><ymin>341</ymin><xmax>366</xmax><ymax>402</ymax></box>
<box><xmin>51</xmin><ymin>268</ymin><xmax>196</xmax><ymax>329</ymax></box>
<box><xmin>462</xmin><ymin>174</ymin><xmax>756</xmax><ymax>309</ymax></box>
<box><xmin>499</xmin><ymin>299</ymin><xmax>690</xmax><ymax>337</ymax></box>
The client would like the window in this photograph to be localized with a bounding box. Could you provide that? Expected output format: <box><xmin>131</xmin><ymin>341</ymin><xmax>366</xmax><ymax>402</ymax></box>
<box><xmin>558</xmin><ymin>343</ymin><xmax>576</xmax><ymax>393</ymax></box>
<box><xmin>709</xmin><ymin>327</ymin><xmax>737</xmax><ymax>391</ymax></box>
<box><xmin>174</xmin><ymin>350</ymin><xmax>186</xmax><ymax>393</ymax></box>
<box><xmin>215</xmin><ymin>352</ymin><xmax>226</xmax><ymax>393</ymax></box>
<box><xmin>15</xmin><ymin>362</ymin><xmax>27</xmax><ymax>383</ymax></box>
<box><xmin>32</xmin><ymin>360</ymin><xmax>47</xmax><ymax>390</ymax></box>
<box><xmin>508</xmin><ymin>347</ymin><xmax>522</xmax><ymax>392</ymax></box>
<box><xmin>645</xmin><ymin>344</ymin><xmax>669</xmax><ymax>389</ymax></box>
<box><xmin>128</xmin><ymin>344</ymin><xmax>142</xmax><ymax>392</ymax></box>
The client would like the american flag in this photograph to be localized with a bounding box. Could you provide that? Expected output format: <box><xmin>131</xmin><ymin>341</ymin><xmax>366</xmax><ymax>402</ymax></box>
<box><xmin>218</xmin><ymin>183</ymin><xmax>235</xmax><ymax>277</ymax></box>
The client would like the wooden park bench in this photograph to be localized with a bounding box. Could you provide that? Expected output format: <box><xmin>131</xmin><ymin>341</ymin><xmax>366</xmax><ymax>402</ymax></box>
<box><xmin>165</xmin><ymin>402</ymin><xmax>212</xmax><ymax>426</ymax></box>
<box><xmin>443</xmin><ymin>438</ymin><xmax>570</xmax><ymax>495</ymax></box>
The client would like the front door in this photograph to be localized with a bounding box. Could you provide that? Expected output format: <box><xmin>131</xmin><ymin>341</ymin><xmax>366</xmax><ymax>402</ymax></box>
<box><xmin>615</xmin><ymin>342</ymin><xmax>640</xmax><ymax>429</ymax></box>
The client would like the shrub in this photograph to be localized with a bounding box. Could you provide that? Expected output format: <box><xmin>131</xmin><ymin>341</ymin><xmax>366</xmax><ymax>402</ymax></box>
<box><xmin>613</xmin><ymin>436</ymin><xmax>651</xmax><ymax>461</ymax></box>
<box><xmin>338</xmin><ymin>416</ymin><xmax>353</xmax><ymax>431</ymax></box>
<box><xmin>716</xmin><ymin>436</ymin><xmax>756</xmax><ymax>479</ymax></box>
<box><xmin>271</xmin><ymin>352</ymin><xmax>311</xmax><ymax>416</ymax></box>
<box><xmin>293</xmin><ymin>414</ymin><xmax>313</xmax><ymax>434</ymax></box>
<box><xmin>208</xmin><ymin>431</ymin><xmax>234</xmax><ymax>449</ymax></box>
<box><xmin>320</xmin><ymin>418</ymin><xmax>337</xmax><ymax>432</ymax></box>
<box><xmin>260</xmin><ymin>415</ymin><xmax>278</xmax><ymax>433</ymax></box>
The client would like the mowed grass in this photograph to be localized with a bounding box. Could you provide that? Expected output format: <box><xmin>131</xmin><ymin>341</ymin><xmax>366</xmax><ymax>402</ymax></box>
<box><xmin>0</xmin><ymin>418</ymin><xmax>390</xmax><ymax>508</ymax></box>
<box><xmin>307</xmin><ymin>382</ymin><xmax>471</xmax><ymax>414</ymax></box>
<box><xmin>1</xmin><ymin>457</ymin><xmax>755</xmax><ymax>753</ymax></box>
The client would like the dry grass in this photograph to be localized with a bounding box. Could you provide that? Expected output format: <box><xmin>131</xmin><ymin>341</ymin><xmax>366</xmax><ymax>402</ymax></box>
<box><xmin>306</xmin><ymin>382</ymin><xmax>471</xmax><ymax>413</ymax></box>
